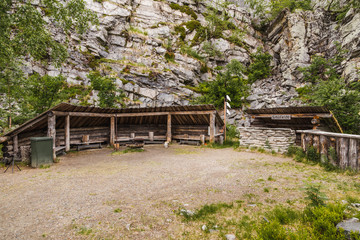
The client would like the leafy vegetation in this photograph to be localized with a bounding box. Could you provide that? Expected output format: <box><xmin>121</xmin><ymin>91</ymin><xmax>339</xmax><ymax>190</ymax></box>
<box><xmin>246</xmin><ymin>0</ymin><xmax>312</xmax><ymax>27</ymax></box>
<box><xmin>88</xmin><ymin>72</ymin><xmax>125</xmax><ymax>108</ymax></box>
<box><xmin>169</xmin><ymin>3</ymin><xmax>197</xmax><ymax>20</ymax></box>
<box><xmin>297</xmin><ymin>47</ymin><xmax>360</xmax><ymax>134</ymax></box>
<box><xmin>246</xmin><ymin>48</ymin><xmax>272</xmax><ymax>84</ymax></box>
<box><xmin>194</xmin><ymin>60</ymin><xmax>249</xmax><ymax>108</ymax></box>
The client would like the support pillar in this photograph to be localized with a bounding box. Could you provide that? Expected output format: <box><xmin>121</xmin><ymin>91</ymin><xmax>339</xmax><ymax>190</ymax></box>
<box><xmin>47</xmin><ymin>112</ymin><xmax>56</xmax><ymax>160</ymax></box>
<box><xmin>209</xmin><ymin>112</ymin><xmax>215</xmax><ymax>143</ymax></box>
<box><xmin>110</xmin><ymin>116</ymin><xmax>115</xmax><ymax>147</ymax></box>
<box><xmin>13</xmin><ymin>135</ymin><xmax>18</xmax><ymax>158</ymax></box>
<box><xmin>65</xmin><ymin>115</ymin><xmax>70</xmax><ymax>151</ymax></box>
<box><xmin>167</xmin><ymin>114</ymin><xmax>172</xmax><ymax>143</ymax></box>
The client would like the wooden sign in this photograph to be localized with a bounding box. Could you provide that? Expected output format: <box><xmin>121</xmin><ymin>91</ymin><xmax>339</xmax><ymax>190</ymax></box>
<box><xmin>271</xmin><ymin>115</ymin><xmax>291</xmax><ymax>120</ymax></box>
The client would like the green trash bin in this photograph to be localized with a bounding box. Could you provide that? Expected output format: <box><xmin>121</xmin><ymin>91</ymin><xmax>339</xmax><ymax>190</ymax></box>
<box><xmin>30</xmin><ymin>137</ymin><xmax>53</xmax><ymax>168</ymax></box>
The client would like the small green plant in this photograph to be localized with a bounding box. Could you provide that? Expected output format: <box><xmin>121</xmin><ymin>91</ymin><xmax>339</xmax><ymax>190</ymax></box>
<box><xmin>264</xmin><ymin>139</ymin><xmax>271</xmax><ymax>149</ymax></box>
<box><xmin>114</xmin><ymin>208</ymin><xmax>122</xmax><ymax>213</ymax></box>
<box><xmin>77</xmin><ymin>226</ymin><xmax>93</xmax><ymax>235</ymax></box>
<box><xmin>304</xmin><ymin>182</ymin><xmax>327</xmax><ymax>207</ymax></box>
<box><xmin>306</xmin><ymin>146</ymin><xmax>320</xmax><ymax>163</ymax></box>
<box><xmin>246</xmin><ymin>48</ymin><xmax>272</xmax><ymax>84</ymax></box>
<box><xmin>258</xmin><ymin>148</ymin><xmax>265</xmax><ymax>153</ymax></box>
<box><xmin>39</xmin><ymin>164</ymin><xmax>50</xmax><ymax>169</ymax></box>
<box><xmin>267</xmin><ymin>176</ymin><xmax>275</xmax><ymax>181</ymax></box>
<box><xmin>179</xmin><ymin>202</ymin><xmax>234</xmax><ymax>221</ymax></box>
<box><xmin>264</xmin><ymin>187</ymin><xmax>270</xmax><ymax>193</ymax></box>
<box><xmin>264</xmin><ymin>205</ymin><xmax>301</xmax><ymax>225</ymax></box>
<box><xmin>169</xmin><ymin>3</ymin><xmax>197</xmax><ymax>19</ymax></box>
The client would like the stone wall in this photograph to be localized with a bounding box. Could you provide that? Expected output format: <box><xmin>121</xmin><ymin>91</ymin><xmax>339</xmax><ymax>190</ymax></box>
<box><xmin>238</xmin><ymin>127</ymin><xmax>296</xmax><ymax>153</ymax></box>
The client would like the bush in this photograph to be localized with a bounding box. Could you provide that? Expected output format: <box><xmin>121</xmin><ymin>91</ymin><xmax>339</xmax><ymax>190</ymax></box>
<box><xmin>304</xmin><ymin>182</ymin><xmax>327</xmax><ymax>207</ymax></box>
<box><xmin>306</xmin><ymin>146</ymin><xmax>320</xmax><ymax>163</ymax></box>
<box><xmin>246</xmin><ymin>48</ymin><xmax>272</xmax><ymax>84</ymax></box>
<box><xmin>169</xmin><ymin>3</ymin><xmax>197</xmax><ymax>19</ymax></box>
<box><xmin>265</xmin><ymin>205</ymin><xmax>301</xmax><ymax>225</ymax></box>
<box><xmin>257</xmin><ymin>221</ymin><xmax>287</xmax><ymax>240</ymax></box>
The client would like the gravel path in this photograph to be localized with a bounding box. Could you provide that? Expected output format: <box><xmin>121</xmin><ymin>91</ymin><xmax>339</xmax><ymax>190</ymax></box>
<box><xmin>0</xmin><ymin>145</ymin><xmax>299</xmax><ymax>239</ymax></box>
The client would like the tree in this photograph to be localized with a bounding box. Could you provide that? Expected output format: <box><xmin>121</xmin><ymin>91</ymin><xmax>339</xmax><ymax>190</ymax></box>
<box><xmin>297</xmin><ymin>50</ymin><xmax>360</xmax><ymax>134</ymax></box>
<box><xmin>0</xmin><ymin>0</ymin><xmax>98</xmax><ymax>129</ymax></box>
<box><xmin>195</xmin><ymin>60</ymin><xmax>249</xmax><ymax>108</ymax></box>
<box><xmin>88</xmin><ymin>72</ymin><xmax>125</xmax><ymax>108</ymax></box>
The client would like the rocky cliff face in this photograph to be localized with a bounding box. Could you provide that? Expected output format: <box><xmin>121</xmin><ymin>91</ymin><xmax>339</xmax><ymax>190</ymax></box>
<box><xmin>25</xmin><ymin>0</ymin><xmax>360</xmax><ymax>112</ymax></box>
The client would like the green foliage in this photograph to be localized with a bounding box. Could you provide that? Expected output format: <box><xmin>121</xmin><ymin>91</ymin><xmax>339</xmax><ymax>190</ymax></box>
<box><xmin>165</xmin><ymin>51</ymin><xmax>175</xmax><ymax>62</ymax></box>
<box><xmin>306</xmin><ymin>146</ymin><xmax>320</xmax><ymax>163</ymax></box>
<box><xmin>180</xmin><ymin>44</ymin><xmax>204</xmax><ymax>61</ymax></box>
<box><xmin>194</xmin><ymin>60</ymin><xmax>249</xmax><ymax>108</ymax></box>
<box><xmin>0</xmin><ymin>0</ymin><xmax>97</xmax><ymax>129</ymax></box>
<box><xmin>298</xmin><ymin>48</ymin><xmax>360</xmax><ymax>134</ymax></box>
<box><xmin>169</xmin><ymin>3</ymin><xmax>197</xmax><ymax>19</ymax></box>
<box><xmin>247</xmin><ymin>48</ymin><xmax>272</xmax><ymax>84</ymax></box>
<box><xmin>246</xmin><ymin>0</ymin><xmax>312</xmax><ymax>26</ymax></box>
<box><xmin>332</xmin><ymin>0</ymin><xmax>360</xmax><ymax>22</ymax></box>
<box><xmin>185</xmin><ymin>20</ymin><xmax>202</xmax><ymax>32</ymax></box>
<box><xmin>179</xmin><ymin>202</ymin><xmax>233</xmax><ymax>221</ymax></box>
<box><xmin>226</xmin><ymin>124</ymin><xmax>239</xmax><ymax>140</ymax></box>
<box><xmin>265</xmin><ymin>205</ymin><xmax>301</xmax><ymax>225</ymax></box>
<box><xmin>202</xmin><ymin>41</ymin><xmax>224</xmax><ymax>58</ymax></box>
<box><xmin>174</xmin><ymin>25</ymin><xmax>186</xmax><ymax>41</ymax></box>
<box><xmin>257</xmin><ymin>221</ymin><xmax>288</xmax><ymax>240</ymax></box>
<box><xmin>88</xmin><ymin>72</ymin><xmax>125</xmax><ymax>108</ymax></box>
<box><xmin>304</xmin><ymin>182</ymin><xmax>327</xmax><ymax>207</ymax></box>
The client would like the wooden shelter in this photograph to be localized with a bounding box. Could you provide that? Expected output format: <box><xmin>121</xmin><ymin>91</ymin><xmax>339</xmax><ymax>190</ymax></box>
<box><xmin>246</xmin><ymin>106</ymin><xmax>343</xmax><ymax>133</ymax></box>
<box><xmin>1</xmin><ymin>103</ymin><xmax>224</xmax><ymax>160</ymax></box>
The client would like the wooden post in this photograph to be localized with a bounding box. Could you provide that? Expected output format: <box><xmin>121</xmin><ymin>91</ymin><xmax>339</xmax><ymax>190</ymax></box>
<box><xmin>339</xmin><ymin>137</ymin><xmax>349</xmax><ymax>170</ymax></box>
<box><xmin>110</xmin><ymin>116</ymin><xmax>115</xmax><ymax>146</ymax></box>
<box><xmin>149</xmin><ymin>132</ymin><xmax>154</xmax><ymax>141</ymax></box>
<box><xmin>304</xmin><ymin>134</ymin><xmax>313</xmax><ymax>151</ymax></box>
<box><xmin>349</xmin><ymin>139</ymin><xmax>358</xmax><ymax>171</ymax></box>
<box><xmin>219</xmin><ymin>135</ymin><xmax>224</xmax><ymax>145</ymax></box>
<box><xmin>320</xmin><ymin>135</ymin><xmax>328</xmax><ymax>163</ymax></box>
<box><xmin>313</xmin><ymin>135</ymin><xmax>320</xmax><ymax>153</ymax></box>
<box><xmin>130</xmin><ymin>133</ymin><xmax>135</xmax><ymax>139</ymax></box>
<box><xmin>209</xmin><ymin>112</ymin><xmax>215</xmax><ymax>143</ymax></box>
<box><xmin>200</xmin><ymin>135</ymin><xmax>205</xmax><ymax>145</ymax></box>
<box><xmin>167</xmin><ymin>114</ymin><xmax>172</xmax><ymax>143</ymax></box>
<box><xmin>65</xmin><ymin>115</ymin><xmax>70</xmax><ymax>151</ymax></box>
<box><xmin>47</xmin><ymin>112</ymin><xmax>56</xmax><ymax>160</ymax></box>
<box><xmin>13</xmin><ymin>135</ymin><xmax>18</xmax><ymax>158</ymax></box>
<box><xmin>301</xmin><ymin>133</ymin><xmax>306</xmax><ymax>151</ymax></box>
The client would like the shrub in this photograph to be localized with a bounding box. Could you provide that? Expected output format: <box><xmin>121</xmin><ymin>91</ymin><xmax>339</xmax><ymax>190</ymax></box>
<box><xmin>265</xmin><ymin>205</ymin><xmax>301</xmax><ymax>225</ymax></box>
<box><xmin>164</xmin><ymin>51</ymin><xmax>175</xmax><ymax>62</ymax></box>
<box><xmin>169</xmin><ymin>3</ymin><xmax>197</xmax><ymax>19</ymax></box>
<box><xmin>306</xmin><ymin>146</ymin><xmax>320</xmax><ymax>163</ymax></box>
<box><xmin>257</xmin><ymin>221</ymin><xmax>287</xmax><ymax>240</ymax></box>
<box><xmin>246</xmin><ymin>48</ymin><xmax>272</xmax><ymax>84</ymax></box>
<box><xmin>304</xmin><ymin>182</ymin><xmax>327</xmax><ymax>207</ymax></box>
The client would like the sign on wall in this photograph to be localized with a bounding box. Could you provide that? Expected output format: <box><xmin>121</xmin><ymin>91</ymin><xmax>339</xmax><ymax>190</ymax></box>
<box><xmin>271</xmin><ymin>115</ymin><xmax>291</xmax><ymax>120</ymax></box>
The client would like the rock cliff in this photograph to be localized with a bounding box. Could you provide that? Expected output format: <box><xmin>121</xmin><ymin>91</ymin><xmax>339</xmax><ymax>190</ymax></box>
<box><xmin>25</xmin><ymin>0</ymin><xmax>360</xmax><ymax>112</ymax></box>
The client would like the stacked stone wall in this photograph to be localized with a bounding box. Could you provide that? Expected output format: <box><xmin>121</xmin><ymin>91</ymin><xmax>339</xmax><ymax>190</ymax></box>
<box><xmin>238</xmin><ymin>127</ymin><xmax>296</xmax><ymax>152</ymax></box>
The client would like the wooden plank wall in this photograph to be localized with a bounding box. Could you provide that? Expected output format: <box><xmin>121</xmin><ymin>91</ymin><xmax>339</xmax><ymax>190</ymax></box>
<box><xmin>299</xmin><ymin>130</ymin><xmax>360</xmax><ymax>171</ymax></box>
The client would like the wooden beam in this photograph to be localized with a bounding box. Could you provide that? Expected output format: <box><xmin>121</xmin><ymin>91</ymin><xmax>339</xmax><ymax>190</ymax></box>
<box><xmin>65</xmin><ymin>115</ymin><xmax>70</xmax><ymax>151</ymax></box>
<box><xmin>8</xmin><ymin>114</ymin><xmax>48</xmax><ymax>137</ymax></box>
<box><xmin>52</xmin><ymin>110</ymin><xmax>216</xmax><ymax>118</ymax></box>
<box><xmin>47</xmin><ymin>112</ymin><xmax>56</xmax><ymax>160</ymax></box>
<box><xmin>209</xmin><ymin>112</ymin><xmax>215</xmax><ymax>143</ymax></box>
<box><xmin>13</xmin><ymin>135</ymin><xmax>18</xmax><ymax>157</ymax></box>
<box><xmin>297</xmin><ymin>130</ymin><xmax>360</xmax><ymax>140</ymax></box>
<box><xmin>0</xmin><ymin>136</ymin><xmax>10</xmax><ymax>144</ymax></box>
<box><xmin>320</xmin><ymin>135</ymin><xmax>328</xmax><ymax>163</ymax></box>
<box><xmin>254</xmin><ymin>113</ymin><xmax>332</xmax><ymax>119</ymax></box>
<box><xmin>110</xmin><ymin>116</ymin><xmax>115</xmax><ymax>146</ymax></box>
<box><xmin>301</xmin><ymin>133</ymin><xmax>306</xmax><ymax>151</ymax></box>
<box><xmin>167</xmin><ymin>114</ymin><xmax>172</xmax><ymax>143</ymax></box>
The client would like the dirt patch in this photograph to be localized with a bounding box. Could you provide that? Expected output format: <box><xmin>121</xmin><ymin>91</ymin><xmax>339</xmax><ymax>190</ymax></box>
<box><xmin>0</xmin><ymin>145</ymin><xmax>357</xmax><ymax>239</ymax></box>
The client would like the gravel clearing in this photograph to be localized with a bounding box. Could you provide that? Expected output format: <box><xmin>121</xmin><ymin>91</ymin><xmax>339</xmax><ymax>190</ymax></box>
<box><xmin>0</xmin><ymin>145</ymin><xmax>320</xmax><ymax>239</ymax></box>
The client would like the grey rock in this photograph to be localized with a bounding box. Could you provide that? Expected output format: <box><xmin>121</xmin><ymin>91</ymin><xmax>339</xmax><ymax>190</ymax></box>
<box><xmin>336</xmin><ymin>218</ymin><xmax>360</xmax><ymax>238</ymax></box>
<box><xmin>225</xmin><ymin>234</ymin><xmax>236</xmax><ymax>240</ymax></box>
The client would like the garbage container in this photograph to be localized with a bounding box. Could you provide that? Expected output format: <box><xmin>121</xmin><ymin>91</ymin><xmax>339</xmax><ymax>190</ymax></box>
<box><xmin>30</xmin><ymin>137</ymin><xmax>53</xmax><ymax>168</ymax></box>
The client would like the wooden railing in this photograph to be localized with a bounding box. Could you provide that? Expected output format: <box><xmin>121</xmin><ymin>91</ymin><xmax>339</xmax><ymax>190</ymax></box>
<box><xmin>297</xmin><ymin>130</ymin><xmax>360</xmax><ymax>171</ymax></box>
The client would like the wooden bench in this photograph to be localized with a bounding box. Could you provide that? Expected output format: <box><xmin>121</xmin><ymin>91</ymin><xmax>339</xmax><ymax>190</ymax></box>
<box><xmin>179</xmin><ymin>139</ymin><xmax>201</xmax><ymax>146</ymax></box>
<box><xmin>54</xmin><ymin>146</ymin><xmax>66</xmax><ymax>156</ymax></box>
<box><xmin>72</xmin><ymin>141</ymin><xmax>103</xmax><ymax>151</ymax></box>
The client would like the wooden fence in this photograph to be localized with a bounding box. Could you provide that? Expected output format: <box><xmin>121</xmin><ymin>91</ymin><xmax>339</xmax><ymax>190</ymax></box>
<box><xmin>297</xmin><ymin>130</ymin><xmax>360</xmax><ymax>171</ymax></box>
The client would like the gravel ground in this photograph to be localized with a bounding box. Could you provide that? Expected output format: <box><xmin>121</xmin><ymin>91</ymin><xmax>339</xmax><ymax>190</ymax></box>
<box><xmin>0</xmin><ymin>145</ymin><xmax>308</xmax><ymax>239</ymax></box>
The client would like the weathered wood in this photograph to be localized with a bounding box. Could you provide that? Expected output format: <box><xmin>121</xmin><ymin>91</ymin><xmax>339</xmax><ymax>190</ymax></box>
<box><xmin>339</xmin><ymin>137</ymin><xmax>349</xmax><ymax>170</ymax></box>
<box><xmin>297</xmin><ymin>130</ymin><xmax>360</xmax><ymax>140</ymax></box>
<box><xmin>320</xmin><ymin>135</ymin><xmax>328</xmax><ymax>163</ymax></box>
<box><xmin>167</xmin><ymin>114</ymin><xmax>172</xmax><ymax>142</ymax></box>
<box><xmin>219</xmin><ymin>135</ymin><xmax>224</xmax><ymax>145</ymax></box>
<box><xmin>149</xmin><ymin>132</ymin><xmax>154</xmax><ymax>141</ymax></box>
<box><xmin>255</xmin><ymin>113</ymin><xmax>332</xmax><ymax>119</ymax></box>
<box><xmin>52</xmin><ymin>110</ymin><xmax>217</xmax><ymax>118</ymax></box>
<box><xmin>304</xmin><ymin>134</ymin><xmax>313</xmax><ymax>151</ymax></box>
<box><xmin>65</xmin><ymin>115</ymin><xmax>70</xmax><ymax>151</ymax></box>
<box><xmin>7</xmin><ymin>114</ymin><xmax>48</xmax><ymax>137</ymax></box>
<box><xmin>349</xmin><ymin>139</ymin><xmax>358</xmax><ymax>170</ymax></box>
<box><xmin>200</xmin><ymin>135</ymin><xmax>205</xmax><ymax>145</ymax></box>
<box><xmin>47</xmin><ymin>113</ymin><xmax>56</xmax><ymax>160</ymax></box>
<box><xmin>209</xmin><ymin>112</ymin><xmax>215</xmax><ymax>143</ymax></box>
<box><xmin>130</xmin><ymin>133</ymin><xmax>135</xmax><ymax>139</ymax></box>
<box><xmin>0</xmin><ymin>136</ymin><xmax>10</xmax><ymax>144</ymax></box>
<box><xmin>110</xmin><ymin>117</ymin><xmax>115</xmax><ymax>146</ymax></box>
<box><xmin>313</xmin><ymin>135</ymin><xmax>320</xmax><ymax>153</ymax></box>
<box><xmin>13</xmin><ymin>135</ymin><xmax>18</xmax><ymax>157</ymax></box>
<box><xmin>301</xmin><ymin>133</ymin><xmax>306</xmax><ymax>151</ymax></box>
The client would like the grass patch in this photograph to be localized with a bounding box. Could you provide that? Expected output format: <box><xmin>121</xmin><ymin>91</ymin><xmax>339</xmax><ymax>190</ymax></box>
<box><xmin>206</xmin><ymin>140</ymin><xmax>239</xmax><ymax>149</ymax></box>
<box><xmin>111</xmin><ymin>148</ymin><xmax>144</xmax><ymax>155</ymax></box>
<box><xmin>114</xmin><ymin>208</ymin><xmax>122</xmax><ymax>213</ymax></box>
<box><xmin>178</xmin><ymin>202</ymin><xmax>234</xmax><ymax>221</ymax></box>
<box><xmin>39</xmin><ymin>164</ymin><xmax>51</xmax><ymax>169</ymax></box>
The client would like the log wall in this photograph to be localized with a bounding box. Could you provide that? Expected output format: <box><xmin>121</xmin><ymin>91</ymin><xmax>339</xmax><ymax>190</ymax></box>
<box><xmin>298</xmin><ymin>130</ymin><xmax>360</xmax><ymax>171</ymax></box>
